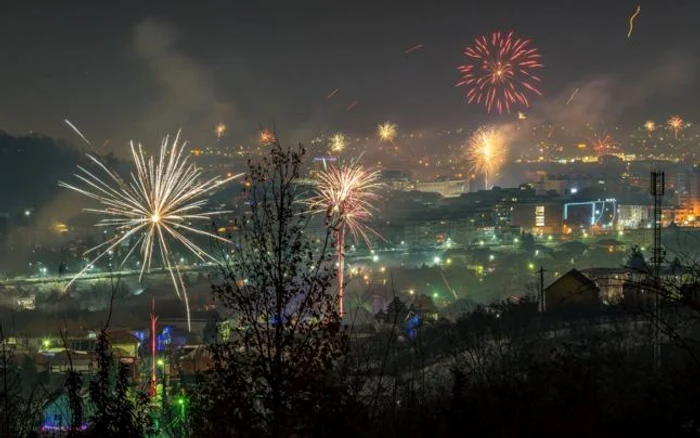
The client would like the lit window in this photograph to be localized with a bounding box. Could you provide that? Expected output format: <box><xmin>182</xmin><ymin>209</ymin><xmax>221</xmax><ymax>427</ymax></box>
<box><xmin>535</xmin><ymin>206</ymin><xmax>545</xmax><ymax>227</ymax></box>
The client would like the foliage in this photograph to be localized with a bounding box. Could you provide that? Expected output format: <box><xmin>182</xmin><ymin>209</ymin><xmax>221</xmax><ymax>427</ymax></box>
<box><xmin>192</xmin><ymin>140</ymin><xmax>348</xmax><ymax>437</ymax></box>
<box><xmin>65</xmin><ymin>369</ymin><xmax>83</xmax><ymax>437</ymax></box>
<box><xmin>0</xmin><ymin>324</ymin><xmax>46</xmax><ymax>438</ymax></box>
<box><xmin>84</xmin><ymin>330</ymin><xmax>151</xmax><ymax>438</ymax></box>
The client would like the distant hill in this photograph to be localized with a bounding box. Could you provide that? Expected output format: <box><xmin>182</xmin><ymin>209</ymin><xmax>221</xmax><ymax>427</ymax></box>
<box><xmin>0</xmin><ymin>131</ymin><xmax>82</xmax><ymax>215</ymax></box>
<box><xmin>0</xmin><ymin>131</ymin><xmax>126</xmax><ymax>217</ymax></box>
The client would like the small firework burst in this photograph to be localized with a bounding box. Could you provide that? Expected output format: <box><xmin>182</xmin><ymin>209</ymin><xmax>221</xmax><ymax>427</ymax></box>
<box><xmin>377</xmin><ymin>122</ymin><xmax>398</xmax><ymax>143</ymax></box>
<box><xmin>466</xmin><ymin>127</ymin><xmax>507</xmax><ymax>189</ymax></box>
<box><xmin>329</xmin><ymin>133</ymin><xmax>347</xmax><ymax>153</ymax></box>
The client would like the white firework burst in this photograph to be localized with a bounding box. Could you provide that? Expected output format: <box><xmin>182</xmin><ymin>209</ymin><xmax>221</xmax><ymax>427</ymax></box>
<box><xmin>60</xmin><ymin>131</ymin><xmax>240</xmax><ymax>328</ymax></box>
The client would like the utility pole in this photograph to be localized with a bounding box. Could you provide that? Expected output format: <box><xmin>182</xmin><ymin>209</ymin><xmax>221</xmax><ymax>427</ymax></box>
<box><xmin>650</xmin><ymin>171</ymin><xmax>664</xmax><ymax>371</ymax></box>
<box><xmin>538</xmin><ymin>266</ymin><xmax>547</xmax><ymax>313</ymax></box>
<box><xmin>149</xmin><ymin>298</ymin><xmax>158</xmax><ymax>398</ymax></box>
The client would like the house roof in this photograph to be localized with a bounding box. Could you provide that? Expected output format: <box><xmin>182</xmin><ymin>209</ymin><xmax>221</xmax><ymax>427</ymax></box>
<box><xmin>545</xmin><ymin>268</ymin><xmax>599</xmax><ymax>294</ymax></box>
<box><xmin>410</xmin><ymin>295</ymin><xmax>438</xmax><ymax>313</ymax></box>
<box><xmin>20</xmin><ymin>316</ymin><xmax>89</xmax><ymax>338</ymax></box>
<box><xmin>105</xmin><ymin>329</ymin><xmax>139</xmax><ymax>345</ymax></box>
<box><xmin>580</xmin><ymin>267</ymin><xmax>629</xmax><ymax>276</ymax></box>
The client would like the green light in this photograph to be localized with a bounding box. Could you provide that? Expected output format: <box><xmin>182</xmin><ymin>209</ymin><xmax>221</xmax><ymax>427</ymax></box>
<box><xmin>157</xmin><ymin>359</ymin><xmax>165</xmax><ymax>366</ymax></box>
<box><xmin>42</xmin><ymin>339</ymin><xmax>51</xmax><ymax>349</ymax></box>
<box><xmin>177</xmin><ymin>397</ymin><xmax>185</xmax><ymax>406</ymax></box>
<box><xmin>433</xmin><ymin>292</ymin><xmax>439</xmax><ymax>298</ymax></box>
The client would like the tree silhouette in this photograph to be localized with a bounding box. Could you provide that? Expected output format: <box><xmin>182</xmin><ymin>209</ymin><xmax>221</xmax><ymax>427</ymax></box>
<box><xmin>521</xmin><ymin>232</ymin><xmax>535</xmax><ymax>253</ymax></box>
<box><xmin>193</xmin><ymin>139</ymin><xmax>347</xmax><ymax>437</ymax></box>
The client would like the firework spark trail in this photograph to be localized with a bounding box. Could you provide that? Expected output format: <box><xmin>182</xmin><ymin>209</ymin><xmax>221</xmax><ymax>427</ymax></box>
<box><xmin>628</xmin><ymin>5</ymin><xmax>641</xmax><ymax>38</ymax></box>
<box><xmin>327</xmin><ymin>88</ymin><xmax>339</xmax><ymax>99</ymax></box>
<box><xmin>377</xmin><ymin>122</ymin><xmax>398</xmax><ymax>143</ymax></box>
<box><xmin>457</xmin><ymin>31</ymin><xmax>543</xmax><ymax>113</ymax></box>
<box><xmin>466</xmin><ymin>127</ymin><xmax>507</xmax><ymax>190</ymax></box>
<box><xmin>64</xmin><ymin>119</ymin><xmax>94</xmax><ymax>149</ymax></box>
<box><xmin>346</xmin><ymin>100</ymin><xmax>359</xmax><ymax>111</ymax></box>
<box><xmin>60</xmin><ymin>131</ymin><xmax>241</xmax><ymax>329</ymax></box>
<box><xmin>404</xmin><ymin>44</ymin><xmax>424</xmax><ymax>54</ymax></box>
<box><xmin>438</xmin><ymin>269</ymin><xmax>458</xmax><ymax>300</ymax></box>
<box><xmin>566</xmin><ymin>88</ymin><xmax>579</xmax><ymax>105</ymax></box>
<box><xmin>307</xmin><ymin>158</ymin><xmax>382</xmax><ymax>315</ymax></box>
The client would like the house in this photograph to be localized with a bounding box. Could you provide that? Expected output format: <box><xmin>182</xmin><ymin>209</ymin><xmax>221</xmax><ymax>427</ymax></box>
<box><xmin>48</xmin><ymin>350</ymin><xmax>93</xmax><ymax>373</ymax></box>
<box><xmin>409</xmin><ymin>294</ymin><xmax>438</xmax><ymax>322</ymax></box>
<box><xmin>19</xmin><ymin>316</ymin><xmax>89</xmax><ymax>351</ymax></box>
<box><xmin>545</xmin><ymin>269</ymin><xmax>600</xmax><ymax>312</ymax></box>
<box><xmin>105</xmin><ymin>330</ymin><xmax>140</xmax><ymax>361</ymax></box>
<box><xmin>580</xmin><ymin>267</ymin><xmax>629</xmax><ymax>304</ymax></box>
<box><xmin>178</xmin><ymin>345</ymin><xmax>213</xmax><ymax>375</ymax></box>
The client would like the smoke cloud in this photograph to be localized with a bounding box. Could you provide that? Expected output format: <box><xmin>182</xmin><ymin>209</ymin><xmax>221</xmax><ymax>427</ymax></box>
<box><xmin>525</xmin><ymin>50</ymin><xmax>698</xmax><ymax>132</ymax></box>
<box><xmin>133</xmin><ymin>19</ymin><xmax>236</xmax><ymax>144</ymax></box>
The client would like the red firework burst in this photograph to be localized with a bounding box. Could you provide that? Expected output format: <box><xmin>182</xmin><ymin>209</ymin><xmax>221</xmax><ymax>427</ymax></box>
<box><xmin>457</xmin><ymin>31</ymin><xmax>543</xmax><ymax>114</ymax></box>
<box><xmin>590</xmin><ymin>133</ymin><xmax>616</xmax><ymax>156</ymax></box>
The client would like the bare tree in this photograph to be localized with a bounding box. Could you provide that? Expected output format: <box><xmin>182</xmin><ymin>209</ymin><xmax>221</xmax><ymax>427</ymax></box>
<box><xmin>193</xmin><ymin>140</ymin><xmax>347</xmax><ymax>437</ymax></box>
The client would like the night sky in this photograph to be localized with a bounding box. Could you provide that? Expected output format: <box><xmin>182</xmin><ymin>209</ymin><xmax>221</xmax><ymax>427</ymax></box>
<box><xmin>1</xmin><ymin>0</ymin><xmax>700</xmax><ymax>149</ymax></box>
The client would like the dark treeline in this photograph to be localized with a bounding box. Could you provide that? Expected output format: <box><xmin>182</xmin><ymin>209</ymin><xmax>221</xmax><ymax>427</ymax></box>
<box><xmin>3</xmin><ymin>141</ymin><xmax>700</xmax><ymax>437</ymax></box>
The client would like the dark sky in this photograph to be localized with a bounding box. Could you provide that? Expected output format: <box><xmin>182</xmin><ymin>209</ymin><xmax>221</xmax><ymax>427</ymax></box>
<box><xmin>1</xmin><ymin>0</ymin><xmax>699</xmax><ymax>149</ymax></box>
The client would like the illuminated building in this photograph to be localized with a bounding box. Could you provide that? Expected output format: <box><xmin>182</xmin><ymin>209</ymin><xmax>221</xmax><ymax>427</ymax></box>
<box><xmin>563</xmin><ymin>199</ymin><xmax>617</xmax><ymax>230</ymax></box>
<box><xmin>380</xmin><ymin>169</ymin><xmax>413</xmax><ymax>191</ymax></box>
<box><xmin>413</xmin><ymin>178</ymin><xmax>466</xmax><ymax>198</ymax></box>
<box><xmin>616</xmin><ymin>204</ymin><xmax>652</xmax><ymax>229</ymax></box>
<box><xmin>512</xmin><ymin>202</ymin><xmax>564</xmax><ymax>235</ymax></box>
<box><xmin>690</xmin><ymin>166</ymin><xmax>700</xmax><ymax>217</ymax></box>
